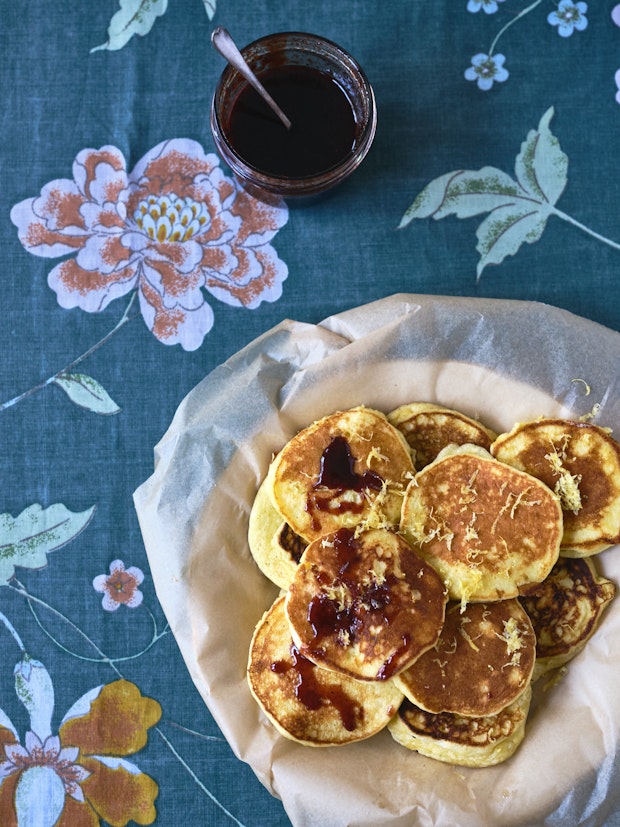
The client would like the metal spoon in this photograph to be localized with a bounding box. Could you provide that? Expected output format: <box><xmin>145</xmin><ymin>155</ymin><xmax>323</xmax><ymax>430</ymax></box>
<box><xmin>211</xmin><ymin>27</ymin><xmax>292</xmax><ymax>130</ymax></box>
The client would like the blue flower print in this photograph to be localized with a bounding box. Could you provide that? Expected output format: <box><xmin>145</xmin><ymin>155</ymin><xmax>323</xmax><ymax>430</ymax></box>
<box><xmin>464</xmin><ymin>53</ymin><xmax>509</xmax><ymax>90</ymax></box>
<box><xmin>467</xmin><ymin>0</ymin><xmax>505</xmax><ymax>13</ymax></box>
<box><xmin>547</xmin><ymin>1</ymin><xmax>588</xmax><ymax>37</ymax></box>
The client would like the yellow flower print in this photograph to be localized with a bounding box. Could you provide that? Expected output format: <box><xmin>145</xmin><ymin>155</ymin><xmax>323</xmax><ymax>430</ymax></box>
<box><xmin>0</xmin><ymin>658</ymin><xmax>161</xmax><ymax>827</ymax></box>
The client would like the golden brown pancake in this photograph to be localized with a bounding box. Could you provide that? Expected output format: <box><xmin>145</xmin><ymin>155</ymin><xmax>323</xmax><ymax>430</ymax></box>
<box><xmin>491</xmin><ymin>419</ymin><xmax>620</xmax><ymax>555</ymax></box>
<box><xmin>388</xmin><ymin>684</ymin><xmax>531</xmax><ymax>768</ymax></box>
<box><xmin>247</xmin><ymin>596</ymin><xmax>404</xmax><ymax>746</ymax></box>
<box><xmin>388</xmin><ymin>402</ymin><xmax>497</xmax><ymax>470</ymax></box>
<box><xmin>266</xmin><ymin>406</ymin><xmax>414</xmax><ymax>542</ymax></box>
<box><xmin>248</xmin><ymin>477</ymin><xmax>306</xmax><ymax>590</ymax></box>
<box><xmin>520</xmin><ymin>556</ymin><xmax>616</xmax><ymax>679</ymax></box>
<box><xmin>284</xmin><ymin>527</ymin><xmax>447</xmax><ymax>681</ymax></box>
<box><xmin>394</xmin><ymin>599</ymin><xmax>535</xmax><ymax>717</ymax></box>
<box><xmin>400</xmin><ymin>444</ymin><xmax>563</xmax><ymax>604</ymax></box>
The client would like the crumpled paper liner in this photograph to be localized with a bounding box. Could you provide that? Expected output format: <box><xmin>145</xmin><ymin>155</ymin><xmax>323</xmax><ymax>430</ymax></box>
<box><xmin>134</xmin><ymin>294</ymin><xmax>620</xmax><ymax>827</ymax></box>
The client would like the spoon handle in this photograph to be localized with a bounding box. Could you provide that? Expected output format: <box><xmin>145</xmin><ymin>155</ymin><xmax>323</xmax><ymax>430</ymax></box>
<box><xmin>211</xmin><ymin>27</ymin><xmax>292</xmax><ymax>130</ymax></box>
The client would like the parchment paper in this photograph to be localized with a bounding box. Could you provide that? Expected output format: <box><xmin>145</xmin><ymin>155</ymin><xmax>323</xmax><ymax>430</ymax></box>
<box><xmin>134</xmin><ymin>294</ymin><xmax>620</xmax><ymax>827</ymax></box>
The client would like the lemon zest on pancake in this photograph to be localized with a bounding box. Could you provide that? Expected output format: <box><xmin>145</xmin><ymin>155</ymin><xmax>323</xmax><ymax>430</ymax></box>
<box><xmin>459</xmin><ymin>624</ymin><xmax>481</xmax><ymax>652</ymax></box>
<box><xmin>510</xmin><ymin>489</ymin><xmax>541</xmax><ymax>518</ymax></box>
<box><xmin>458</xmin><ymin>470</ymin><xmax>479</xmax><ymax>510</ymax></box>
<box><xmin>490</xmin><ymin>488</ymin><xmax>541</xmax><ymax>535</ymax></box>
<box><xmin>464</xmin><ymin>527</ymin><xmax>479</xmax><ymax>542</ymax></box>
<box><xmin>354</xmin><ymin>480</ymin><xmax>394</xmax><ymax>536</ymax></box>
<box><xmin>447</xmin><ymin>566</ymin><xmax>483</xmax><ymax>613</ymax></box>
<box><xmin>544</xmin><ymin>438</ymin><xmax>582</xmax><ymax>514</ymax></box>
<box><xmin>326</xmin><ymin>583</ymin><xmax>351</xmax><ymax>612</ymax></box>
<box><xmin>432</xmin><ymin>658</ymin><xmax>448</xmax><ymax>681</ymax></box>
<box><xmin>337</xmin><ymin>629</ymin><xmax>351</xmax><ymax>647</ymax></box>
<box><xmin>339</xmin><ymin>419</ymin><xmax>372</xmax><ymax>445</ymax></box>
<box><xmin>462</xmin><ymin>511</ymin><xmax>481</xmax><ymax>544</ymax></box>
<box><xmin>554</xmin><ymin>472</ymin><xmax>582</xmax><ymax>514</ymax></box>
<box><xmin>416</xmin><ymin>508</ymin><xmax>455</xmax><ymax>549</ymax></box>
<box><xmin>366</xmin><ymin>446</ymin><xmax>389</xmax><ymax>467</ymax></box>
<box><xmin>369</xmin><ymin>558</ymin><xmax>387</xmax><ymax>586</ymax></box>
<box><xmin>444</xmin><ymin>637</ymin><xmax>458</xmax><ymax>655</ymax></box>
<box><xmin>465</xmin><ymin>548</ymin><xmax>483</xmax><ymax>564</ymax></box>
<box><xmin>498</xmin><ymin>617</ymin><xmax>525</xmax><ymax>667</ymax></box>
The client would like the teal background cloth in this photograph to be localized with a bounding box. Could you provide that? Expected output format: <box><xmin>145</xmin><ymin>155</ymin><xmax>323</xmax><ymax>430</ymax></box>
<box><xmin>1</xmin><ymin>2</ymin><xmax>619</xmax><ymax>825</ymax></box>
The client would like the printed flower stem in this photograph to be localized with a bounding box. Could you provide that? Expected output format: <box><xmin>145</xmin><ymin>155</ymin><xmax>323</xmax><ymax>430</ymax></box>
<box><xmin>9</xmin><ymin>582</ymin><xmax>242</xmax><ymax>822</ymax></box>
<box><xmin>552</xmin><ymin>207</ymin><xmax>620</xmax><ymax>252</ymax></box>
<box><xmin>11</xmin><ymin>580</ymin><xmax>123</xmax><ymax>677</ymax></box>
<box><xmin>11</xmin><ymin>581</ymin><xmax>168</xmax><ymax>670</ymax></box>
<box><xmin>155</xmin><ymin>727</ymin><xmax>248</xmax><ymax>827</ymax></box>
<box><xmin>0</xmin><ymin>292</ymin><xmax>138</xmax><ymax>412</ymax></box>
<box><xmin>489</xmin><ymin>0</ymin><xmax>543</xmax><ymax>55</ymax></box>
<box><xmin>161</xmin><ymin>719</ymin><xmax>226</xmax><ymax>743</ymax></box>
<box><xmin>0</xmin><ymin>608</ymin><xmax>26</xmax><ymax>652</ymax></box>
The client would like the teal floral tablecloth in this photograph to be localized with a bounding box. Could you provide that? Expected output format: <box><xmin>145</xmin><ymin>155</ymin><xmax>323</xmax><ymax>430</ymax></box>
<box><xmin>2</xmin><ymin>2</ymin><xmax>620</xmax><ymax>826</ymax></box>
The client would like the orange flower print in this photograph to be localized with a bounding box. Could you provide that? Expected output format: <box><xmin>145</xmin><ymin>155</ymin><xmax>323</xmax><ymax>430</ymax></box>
<box><xmin>93</xmin><ymin>560</ymin><xmax>144</xmax><ymax>611</ymax></box>
<box><xmin>10</xmin><ymin>139</ymin><xmax>289</xmax><ymax>350</ymax></box>
<box><xmin>0</xmin><ymin>657</ymin><xmax>161</xmax><ymax>827</ymax></box>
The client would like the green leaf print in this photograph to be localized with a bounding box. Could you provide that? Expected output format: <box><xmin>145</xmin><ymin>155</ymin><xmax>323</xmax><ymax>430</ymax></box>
<box><xmin>399</xmin><ymin>167</ymin><xmax>524</xmax><ymax>224</ymax></box>
<box><xmin>202</xmin><ymin>0</ymin><xmax>217</xmax><ymax>19</ymax></box>
<box><xmin>53</xmin><ymin>373</ymin><xmax>121</xmax><ymax>415</ymax></box>
<box><xmin>475</xmin><ymin>205</ymin><xmax>548</xmax><ymax>274</ymax></box>
<box><xmin>400</xmin><ymin>107</ymin><xmax>620</xmax><ymax>279</ymax></box>
<box><xmin>91</xmin><ymin>0</ymin><xmax>168</xmax><ymax>53</ymax></box>
<box><xmin>514</xmin><ymin>107</ymin><xmax>568</xmax><ymax>204</ymax></box>
<box><xmin>0</xmin><ymin>503</ymin><xmax>96</xmax><ymax>584</ymax></box>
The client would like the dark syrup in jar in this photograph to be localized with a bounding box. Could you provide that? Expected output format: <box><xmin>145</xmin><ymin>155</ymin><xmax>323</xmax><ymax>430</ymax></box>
<box><xmin>225</xmin><ymin>66</ymin><xmax>357</xmax><ymax>178</ymax></box>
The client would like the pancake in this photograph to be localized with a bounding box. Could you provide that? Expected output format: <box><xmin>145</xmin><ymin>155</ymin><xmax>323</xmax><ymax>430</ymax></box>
<box><xmin>247</xmin><ymin>596</ymin><xmax>404</xmax><ymax>746</ymax></box>
<box><xmin>248</xmin><ymin>477</ymin><xmax>306</xmax><ymax>590</ymax></box>
<box><xmin>266</xmin><ymin>406</ymin><xmax>414</xmax><ymax>542</ymax></box>
<box><xmin>400</xmin><ymin>444</ymin><xmax>563</xmax><ymax>604</ymax></box>
<box><xmin>394</xmin><ymin>599</ymin><xmax>535</xmax><ymax>717</ymax></box>
<box><xmin>388</xmin><ymin>684</ymin><xmax>531</xmax><ymax>768</ymax></box>
<box><xmin>388</xmin><ymin>402</ymin><xmax>497</xmax><ymax>470</ymax></box>
<box><xmin>285</xmin><ymin>527</ymin><xmax>447</xmax><ymax>681</ymax></box>
<box><xmin>491</xmin><ymin>418</ymin><xmax>620</xmax><ymax>555</ymax></box>
<box><xmin>520</xmin><ymin>556</ymin><xmax>616</xmax><ymax>680</ymax></box>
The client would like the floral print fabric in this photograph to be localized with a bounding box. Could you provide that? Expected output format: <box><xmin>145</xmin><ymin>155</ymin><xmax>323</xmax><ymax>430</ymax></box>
<box><xmin>93</xmin><ymin>560</ymin><xmax>144</xmax><ymax>611</ymax></box>
<box><xmin>0</xmin><ymin>659</ymin><xmax>160</xmax><ymax>827</ymax></box>
<box><xmin>3</xmin><ymin>2</ymin><xmax>620</xmax><ymax>825</ymax></box>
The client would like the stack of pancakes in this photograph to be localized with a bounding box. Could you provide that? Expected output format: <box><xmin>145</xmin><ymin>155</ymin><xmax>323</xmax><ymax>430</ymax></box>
<box><xmin>247</xmin><ymin>404</ymin><xmax>618</xmax><ymax>767</ymax></box>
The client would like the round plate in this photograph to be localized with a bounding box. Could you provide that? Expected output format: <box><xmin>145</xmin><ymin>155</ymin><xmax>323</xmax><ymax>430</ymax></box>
<box><xmin>135</xmin><ymin>294</ymin><xmax>620</xmax><ymax>827</ymax></box>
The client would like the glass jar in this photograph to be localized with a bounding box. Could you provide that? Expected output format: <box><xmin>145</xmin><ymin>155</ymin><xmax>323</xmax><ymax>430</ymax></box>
<box><xmin>210</xmin><ymin>32</ymin><xmax>377</xmax><ymax>204</ymax></box>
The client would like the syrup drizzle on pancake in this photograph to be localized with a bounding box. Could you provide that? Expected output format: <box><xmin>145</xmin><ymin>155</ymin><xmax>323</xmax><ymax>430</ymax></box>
<box><xmin>306</xmin><ymin>437</ymin><xmax>384</xmax><ymax>530</ymax></box>
<box><xmin>304</xmin><ymin>528</ymin><xmax>400</xmax><ymax>664</ymax></box>
<box><xmin>267</xmin><ymin>406</ymin><xmax>413</xmax><ymax>541</ymax></box>
<box><xmin>286</xmin><ymin>526</ymin><xmax>447</xmax><ymax>681</ymax></box>
<box><xmin>316</xmin><ymin>436</ymin><xmax>384</xmax><ymax>492</ymax></box>
<box><xmin>271</xmin><ymin>643</ymin><xmax>364</xmax><ymax>731</ymax></box>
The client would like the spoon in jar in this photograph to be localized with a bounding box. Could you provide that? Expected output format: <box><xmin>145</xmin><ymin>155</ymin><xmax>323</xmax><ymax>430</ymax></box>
<box><xmin>211</xmin><ymin>27</ymin><xmax>292</xmax><ymax>130</ymax></box>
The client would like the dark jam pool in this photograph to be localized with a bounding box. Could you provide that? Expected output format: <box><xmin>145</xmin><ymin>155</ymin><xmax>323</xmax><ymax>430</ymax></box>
<box><xmin>225</xmin><ymin>66</ymin><xmax>357</xmax><ymax>179</ymax></box>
